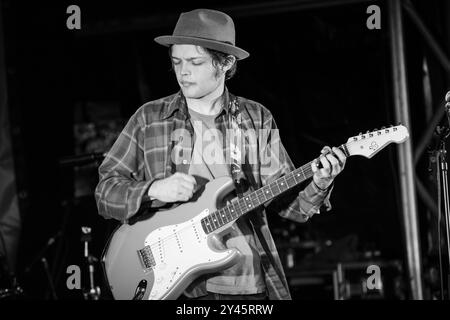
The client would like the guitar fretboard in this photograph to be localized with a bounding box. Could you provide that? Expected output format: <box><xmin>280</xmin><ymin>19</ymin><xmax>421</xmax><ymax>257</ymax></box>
<box><xmin>200</xmin><ymin>144</ymin><xmax>349</xmax><ymax>234</ymax></box>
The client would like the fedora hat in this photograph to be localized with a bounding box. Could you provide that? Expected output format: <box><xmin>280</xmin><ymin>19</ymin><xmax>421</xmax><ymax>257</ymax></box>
<box><xmin>154</xmin><ymin>9</ymin><xmax>249</xmax><ymax>60</ymax></box>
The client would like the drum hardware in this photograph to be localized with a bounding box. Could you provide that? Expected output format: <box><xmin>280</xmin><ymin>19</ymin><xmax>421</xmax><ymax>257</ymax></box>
<box><xmin>81</xmin><ymin>226</ymin><xmax>101</xmax><ymax>300</ymax></box>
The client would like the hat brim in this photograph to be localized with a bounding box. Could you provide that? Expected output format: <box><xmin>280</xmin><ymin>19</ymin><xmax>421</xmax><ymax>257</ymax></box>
<box><xmin>154</xmin><ymin>35</ymin><xmax>249</xmax><ymax>60</ymax></box>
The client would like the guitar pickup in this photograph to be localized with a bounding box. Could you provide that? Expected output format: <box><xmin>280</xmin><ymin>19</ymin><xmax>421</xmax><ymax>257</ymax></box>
<box><xmin>138</xmin><ymin>246</ymin><xmax>156</xmax><ymax>269</ymax></box>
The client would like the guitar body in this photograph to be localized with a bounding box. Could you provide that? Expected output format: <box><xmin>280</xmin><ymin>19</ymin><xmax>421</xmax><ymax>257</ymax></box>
<box><xmin>102</xmin><ymin>176</ymin><xmax>241</xmax><ymax>300</ymax></box>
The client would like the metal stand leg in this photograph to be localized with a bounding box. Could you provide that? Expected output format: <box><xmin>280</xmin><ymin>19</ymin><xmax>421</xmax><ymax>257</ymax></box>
<box><xmin>437</xmin><ymin>148</ymin><xmax>450</xmax><ymax>299</ymax></box>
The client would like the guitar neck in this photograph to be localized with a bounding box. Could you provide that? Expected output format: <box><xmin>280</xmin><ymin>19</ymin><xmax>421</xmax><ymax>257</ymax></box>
<box><xmin>201</xmin><ymin>144</ymin><xmax>349</xmax><ymax>234</ymax></box>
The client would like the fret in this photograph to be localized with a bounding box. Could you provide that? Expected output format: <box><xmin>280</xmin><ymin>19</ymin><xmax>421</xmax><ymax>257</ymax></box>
<box><xmin>272</xmin><ymin>180</ymin><xmax>282</xmax><ymax>195</ymax></box>
<box><xmin>299</xmin><ymin>167</ymin><xmax>308</xmax><ymax>180</ymax></box>
<box><xmin>207</xmin><ymin>214</ymin><xmax>216</xmax><ymax>230</ymax></box>
<box><xmin>256</xmin><ymin>188</ymin><xmax>266</xmax><ymax>204</ymax></box>
<box><xmin>244</xmin><ymin>195</ymin><xmax>252</xmax><ymax>210</ymax></box>
<box><xmin>229</xmin><ymin>202</ymin><xmax>238</xmax><ymax>219</ymax></box>
<box><xmin>284</xmin><ymin>174</ymin><xmax>292</xmax><ymax>188</ymax></box>
<box><xmin>292</xmin><ymin>170</ymin><xmax>299</xmax><ymax>184</ymax></box>
<box><xmin>243</xmin><ymin>194</ymin><xmax>256</xmax><ymax>211</ymax></box>
<box><xmin>286</xmin><ymin>173</ymin><xmax>298</xmax><ymax>188</ymax></box>
<box><xmin>202</xmin><ymin>218</ymin><xmax>209</xmax><ymax>233</ymax></box>
<box><xmin>206</xmin><ymin>214</ymin><xmax>214</xmax><ymax>230</ymax></box>
<box><xmin>223</xmin><ymin>206</ymin><xmax>233</xmax><ymax>222</ymax></box>
<box><xmin>262</xmin><ymin>185</ymin><xmax>274</xmax><ymax>200</ymax></box>
<box><xmin>206</xmin><ymin>215</ymin><xmax>215</xmax><ymax>231</ymax></box>
<box><xmin>294</xmin><ymin>169</ymin><xmax>303</xmax><ymax>182</ymax></box>
<box><xmin>202</xmin><ymin>218</ymin><xmax>212</xmax><ymax>234</ymax></box>
<box><xmin>218</xmin><ymin>208</ymin><xmax>228</xmax><ymax>225</ymax></box>
<box><xmin>211</xmin><ymin>212</ymin><xmax>220</xmax><ymax>230</ymax></box>
<box><xmin>235</xmin><ymin>200</ymin><xmax>245</xmax><ymax>218</ymax></box>
<box><xmin>242</xmin><ymin>197</ymin><xmax>251</xmax><ymax>213</ymax></box>
<box><xmin>278</xmin><ymin>176</ymin><xmax>288</xmax><ymax>192</ymax></box>
<box><xmin>215</xmin><ymin>209</ymin><xmax>224</xmax><ymax>226</ymax></box>
<box><xmin>249</xmin><ymin>192</ymin><xmax>260</xmax><ymax>207</ymax></box>
<box><xmin>261</xmin><ymin>188</ymin><xmax>269</xmax><ymax>202</ymax></box>
<box><xmin>270</xmin><ymin>182</ymin><xmax>281</xmax><ymax>196</ymax></box>
<box><xmin>303</xmin><ymin>167</ymin><xmax>313</xmax><ymax>179</ymax></box>
<box><xmin>217</xmin><ymin>211</ymin><xmax>224</xmax><ymax>227</ymax></box>
<box><xmin>237</xmin><ymin>198</ymin><xmax>248</xmax><ymax>214</ymax></box>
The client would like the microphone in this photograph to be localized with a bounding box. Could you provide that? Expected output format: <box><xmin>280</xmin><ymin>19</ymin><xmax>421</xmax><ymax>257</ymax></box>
<box><xmin>59</xmin><ymin>152</ymin><xmax>106</xmax><ymax>167</ymax></box>
<box><xmin>439</xmin><ymin>90</ymin><xmax>450</xmax><ymax>139</ymax></box>
<box><xmin>444</xmin><ymin>90</ymin><xmax>450</xmax><ymax>118</ymax></box>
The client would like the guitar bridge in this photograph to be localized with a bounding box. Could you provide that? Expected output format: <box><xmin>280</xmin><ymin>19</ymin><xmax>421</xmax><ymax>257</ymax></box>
<box><xmin>138</xmin><ymin>246</ymin><xmax>156</xmax><ymax>269</ymax></box>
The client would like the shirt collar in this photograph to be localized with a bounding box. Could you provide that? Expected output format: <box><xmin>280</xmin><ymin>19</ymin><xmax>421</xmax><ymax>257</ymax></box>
<box><xmin>162</xmin><ymin>86</ymin><xmax>233</xmax><ymax>119</ymax></box>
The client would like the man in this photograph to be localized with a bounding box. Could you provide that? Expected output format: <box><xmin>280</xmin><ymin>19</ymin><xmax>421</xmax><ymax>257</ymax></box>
<box><xmin>95</xmin><ymin>8</ymin><xmax>346</xmax><ymax>300</ymax></box>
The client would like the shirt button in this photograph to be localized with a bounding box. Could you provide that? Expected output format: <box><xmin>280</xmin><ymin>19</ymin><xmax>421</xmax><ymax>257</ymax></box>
<box><xmin>182</xmin><ymin>159</ymin><xmax>188</xmax><ymax>165</ymax></box>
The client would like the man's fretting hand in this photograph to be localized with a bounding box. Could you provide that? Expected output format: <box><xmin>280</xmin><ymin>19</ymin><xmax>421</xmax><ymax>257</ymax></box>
<box><xmin>311</xmin><ymin>146</ymin><xmax>346</xmax><ymax>190</ymax></box>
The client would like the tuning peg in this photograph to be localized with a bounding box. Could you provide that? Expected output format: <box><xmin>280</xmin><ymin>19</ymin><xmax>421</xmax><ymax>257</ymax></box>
<box><xmin>373</xmin><ymin>128</ymin><xmax>378</xmax><ymax>131</ymax></box>
<box><xmin>381</xmin><ymin>126</ymin><xmax>386</xmax><ymax>129</ymax></box>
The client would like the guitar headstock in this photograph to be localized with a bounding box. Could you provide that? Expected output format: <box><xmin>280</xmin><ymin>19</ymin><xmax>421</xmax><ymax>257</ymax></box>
<box><xmin>345</xmin><ymin>125</ymin><xmax>409</xmax><ymax>158</ymax></box>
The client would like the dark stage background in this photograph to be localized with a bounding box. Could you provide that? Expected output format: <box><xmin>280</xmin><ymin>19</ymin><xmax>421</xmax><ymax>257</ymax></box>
<box><xmin>1</xmin><ymin>0</ymin><xmax>449</xmax><ymax>300</ymax></box>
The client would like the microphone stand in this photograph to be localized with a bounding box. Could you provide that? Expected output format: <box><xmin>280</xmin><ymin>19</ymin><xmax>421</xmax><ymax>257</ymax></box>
<box><xmin>24</xmin><ymin>231</ymin><xmax>62</xmax><ymax>299</ymax></box>
<box><xmin>81</xmin><ymin>227</ymin><xmax>100</xmax><ymax>300</ymax></box>
<box><xmin>435</xmin><ymin>91</ymin><xmax>450</xmax><ymax>299</ymax></box>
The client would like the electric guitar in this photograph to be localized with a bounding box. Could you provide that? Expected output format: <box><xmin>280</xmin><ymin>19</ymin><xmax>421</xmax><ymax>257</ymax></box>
<box><xmin>101</xmin><ymin>125</ymin><xmax>409</xmax><ymax>300</ymax></box>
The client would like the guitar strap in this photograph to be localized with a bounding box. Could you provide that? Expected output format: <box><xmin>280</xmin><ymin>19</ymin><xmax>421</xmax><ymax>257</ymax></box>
<box><xmin>227</xmin><ymin>97</ymin><xmax>247</xmax><ymax>192</ymax></box>
<box><xmin>227</xmin><ymin>97</ymin><xmax>291</xmax><ymax>296</ymax></box>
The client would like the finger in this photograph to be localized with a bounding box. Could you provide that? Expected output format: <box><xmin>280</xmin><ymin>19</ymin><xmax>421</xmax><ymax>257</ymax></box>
<box><xmin>177</xmin><ymin>185</ymin><xmax>193</xmax><ymax>201</ymax></box>
<box><xmin>319</xmin><ymin>156</ymin><xmax>331</xmax><ymax>177</ymax></box>
<box><xmin>332</xmin><ymin>147</ymin><xmax>346</xmax><ymax>167</ymax></box>
<box><xmin>326</xmin><ymin>154</ymin><xmax>340</xmax><ymax>177</ymax></box>
<box><xmin>179</xmin><ymin>193</ymin><xmax>191</xmax><ymax>202</ymax></box>
<box><xmin>180</xmin><ymin>180</ymin><xmax>196</xmax><ymax>193</ymax></box>
<box><xmin>311</xmin><ymin>161</ymin><xmax>318</xmax><ymax>173</ymax></box>
<box><xmin>179</xmin><ymin>173</ymin><xmax>197</xmax><ymax>186</ymax></box>
<box><xmin>321</xmin><ymin>146</ymin><xmax>332</xmax><ymax>155</ymax></box>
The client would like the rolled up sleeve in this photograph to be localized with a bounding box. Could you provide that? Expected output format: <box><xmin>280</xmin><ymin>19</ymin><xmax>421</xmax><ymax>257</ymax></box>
<box><xmin>94</xmin><ymin>111</ymin><xmax>155</xmax><ymax>221</ymax></box>
<box><xmin>260</xmin><ymin>116</ymin><xmax>333</xmax><ymax>223</ymax></box>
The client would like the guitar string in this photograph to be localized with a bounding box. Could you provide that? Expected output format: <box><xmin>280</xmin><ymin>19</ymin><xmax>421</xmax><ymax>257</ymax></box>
<box><xmin>142</xmin><ymin>162</ymin><xmax>316</xmax><ymax>255</ymax></box>
<box><xmin>141</xmin><ymin>140</ymin><xmax>354</xmax><ymax>255</ymax></box>
<box><xmin>141</xmin><ymin>130</ymin><xmax>395</xmax><ymax>257</ymax></box>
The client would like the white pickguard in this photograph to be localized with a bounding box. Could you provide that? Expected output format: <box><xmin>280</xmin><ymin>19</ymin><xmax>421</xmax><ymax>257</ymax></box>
<box><xmin>143</xmin><ymin>209</ymin><xmax>233</xmax><ymax>300</ymax></box>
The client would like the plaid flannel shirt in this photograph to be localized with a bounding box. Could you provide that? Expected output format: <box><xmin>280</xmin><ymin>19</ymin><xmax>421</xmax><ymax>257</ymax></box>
<box><xmin>95</xmin><ymin>87</ymin><xmax>333</xmax><ymax>300</ymax></box>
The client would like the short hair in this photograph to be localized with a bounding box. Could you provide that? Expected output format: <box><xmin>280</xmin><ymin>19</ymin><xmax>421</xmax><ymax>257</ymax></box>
<box><xmin>169</xmin><ymin>45</ymin><xmax>237</xmax><ymax>80</ymax></box>
<box><xmin>203</xmin><ymin>47</ymin><xmax>237</xmax><ymax>80</ymax></box>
